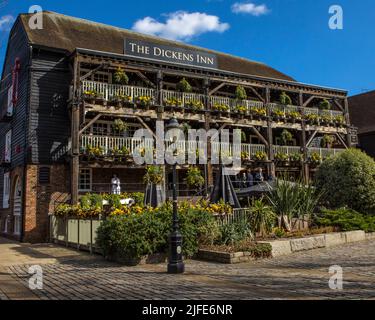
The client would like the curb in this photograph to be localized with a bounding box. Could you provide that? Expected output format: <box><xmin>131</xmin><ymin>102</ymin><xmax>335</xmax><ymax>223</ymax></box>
<box><xmin>259</xmin><ymin>231</ymin><xmax>370</xmax><ymax>257</ymax></box>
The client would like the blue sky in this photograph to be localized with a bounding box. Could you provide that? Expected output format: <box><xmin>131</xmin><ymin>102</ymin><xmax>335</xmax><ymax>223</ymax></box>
<box><xmin>0</xmin><ymin>0</ymin><xmax>374</xmax><ymax>95</ymax></box>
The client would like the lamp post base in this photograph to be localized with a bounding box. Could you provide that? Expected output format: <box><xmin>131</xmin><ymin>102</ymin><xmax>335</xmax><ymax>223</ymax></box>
<box><xmin>167</xmin><ymin>262</ymin><xmax>185</xmax><ymax>274</ymax></box>
<box><xmin>168</xmin><ymin>231</ymin><xmax>185</xmax><ymax>274</ymax></box>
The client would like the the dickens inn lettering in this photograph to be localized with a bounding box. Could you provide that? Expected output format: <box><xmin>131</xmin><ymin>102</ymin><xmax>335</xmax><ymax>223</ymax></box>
<box><xmin>124</xmin><ymin>39</ymin><xmax>218</xmax><ymax>69</ymax></box>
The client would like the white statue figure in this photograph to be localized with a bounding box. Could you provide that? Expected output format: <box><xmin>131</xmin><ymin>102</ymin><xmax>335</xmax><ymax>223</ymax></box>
<box><xmin>111</xmin><ymin>174</ymin><xmax>121</xmax><ymax>195</ymax></box>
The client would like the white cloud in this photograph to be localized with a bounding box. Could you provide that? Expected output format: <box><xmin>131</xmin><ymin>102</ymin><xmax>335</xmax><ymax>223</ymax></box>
<box><xmin>132</xmin><ymin>11</ymin><xmax>230</xmax><ymax>41</ymax></box>
<box><xmin>231</xmin><ymin>2</ymin><xmax>269</xmax><ymax>16</ymax></box>
<box><xmin>0</xmin><ymin>15</ymin><xmax>14</xmax><ymax>31</ymax></box>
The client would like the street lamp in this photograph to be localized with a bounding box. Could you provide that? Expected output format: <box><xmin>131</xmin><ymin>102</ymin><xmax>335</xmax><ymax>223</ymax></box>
<box><xmin>165</xmin><ymin>117</ymin><xmax>185</xmax><ymax>274</ymax></box>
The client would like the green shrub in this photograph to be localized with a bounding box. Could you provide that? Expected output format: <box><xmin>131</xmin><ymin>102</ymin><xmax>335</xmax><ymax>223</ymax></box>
<box><xmin>314</xmin><ymin>208</ymin><xmax>375</xmax><ymax>232</ymax></box>
<box><xmin>315</xmin><ymin>149</ymin><xmax>375</xmax><ymax>214</ymax></box>
<box><xmin>235</xmin><ymin>86</ymin><xmax>247</xmax><ymax>100</ymax></box>
<box><xmin>217</xmin><ymin>221</ymin><xmax>253</xmax><ymax>246</ymax></box>
<box><xmin>96</xmin><ymin>203</ymin><xmax>220</xmax><ymax>261</ymax></box>
<box><xmin>279</xmin><ymin>92</ymin><xmax>292</xmax><ymax>105</ymax></box>
<box><xmin>249</xmin><ymin>199</ymin><xmax>276</xmax><ymax>237</ymax></box>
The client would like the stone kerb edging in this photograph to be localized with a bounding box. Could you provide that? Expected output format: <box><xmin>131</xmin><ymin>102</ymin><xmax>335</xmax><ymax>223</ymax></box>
<box><xmin>259</xmin><ymin>230</ymin><xmax>369</xmax><ymax>258</ymax></box>
<box><xmin>197</xmin><ymin>231</ymin><xmax>374</xmax><ymax>264</ymax></box>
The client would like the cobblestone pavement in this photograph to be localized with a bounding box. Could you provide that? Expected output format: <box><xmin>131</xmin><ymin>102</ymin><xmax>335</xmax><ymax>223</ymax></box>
<box><xmin>2</xmin><ymin>240</ymin><xmax>375</xmax><ymax>300</ymax></box>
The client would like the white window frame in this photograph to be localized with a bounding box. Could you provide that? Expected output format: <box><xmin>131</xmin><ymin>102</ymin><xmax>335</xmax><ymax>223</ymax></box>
<box><xmin>79</xmin><ymin>168</ymin><xmax>92</xmax><ymax>192</ymax></box>
<box><xmin>3</xmin><ymin>172</ymin><xmax>10</xmax><ymax>209</ymax></box>
<box><xmin>4</xmin><ymin>130</ymin><xmax>12</xmax><ymax>163</ymax></box>
<box><xmin>7</xmin><ymin>85</ymin><xmax>14</xmax><ymax>117</ymax></box>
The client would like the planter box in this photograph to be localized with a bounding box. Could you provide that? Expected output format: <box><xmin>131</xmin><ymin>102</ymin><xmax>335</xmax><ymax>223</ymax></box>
<box><xmin>197</xmin><ymin>250</ymin><xmax>256</xmax><ymax>264</ymax></box>
<box><xmin>108</xmin><ymin>252</ymin><xmax>168</xmax><ymax>266</ymax></box>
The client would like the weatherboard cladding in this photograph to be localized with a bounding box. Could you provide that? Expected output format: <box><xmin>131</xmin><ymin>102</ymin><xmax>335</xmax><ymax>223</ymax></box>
<box><xmin>18</xmin><ymin>11</ymin><xmax>295</xmax><ymax>82</ymax></box>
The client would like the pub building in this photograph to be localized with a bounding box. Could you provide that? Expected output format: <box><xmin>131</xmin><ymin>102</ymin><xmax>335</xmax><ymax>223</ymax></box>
<box><xmin>0</xmin><ymin>11</ymin><xmax>357</xmax><ymax>242</ymax></box>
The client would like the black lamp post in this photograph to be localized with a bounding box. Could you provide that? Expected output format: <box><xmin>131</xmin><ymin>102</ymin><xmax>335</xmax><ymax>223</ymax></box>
<box><xmin>165</xmin><ymin>118</ymin><xmax>185</xmax><ymax>274</ymax></box>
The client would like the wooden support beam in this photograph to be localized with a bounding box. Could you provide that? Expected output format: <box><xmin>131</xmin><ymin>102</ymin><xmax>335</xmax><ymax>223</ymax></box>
<box><xmin>135</xmin><ymin>116</ymin><xmax>157</xmax><ymax>139</ymax></box>
<box><xmin>303</xmin><ymin>96</ymin><xmax>316</xmax><ymax>108</ymax></box>
<box><xmin>306</xmin><ymin>130</ymin><xmax>318</xmax><ymax>147</ymax></box>
<box><xmin>135</xmin><ymin>71</ymin><xmax>156</xmax><ymax>88</ymax></box>
<box><xmin>80</xmin><ymin>62</ymin><xmax>109</xmax><ymax>81</ymax></box>
<box><xmin>79</xmin><ymin>114</ymin><xmax>102</xmax><ymax>136</ymax></box>
<box><xmin>335</xmin><ymin>133</ymin><xmax>348</xmax><ymax>149</ymax></box>
<box><xmin>250</xmin><ymin>126</ymin><xmax>269</xmax><ymax>147</ymax></box>
<box><xmin>209</xmin><ymin>83</ymin><xmax>226</xmax><ymax>96</ymax></box>
<box><xmin>333</xmin><ymin>99</ymin><xmax>344</xmax><ymax>112</ymax></box>
<box><xmin>248</xmin><ymin>86</ymin><xmax>265</xmax><ymax>103</ymax></box>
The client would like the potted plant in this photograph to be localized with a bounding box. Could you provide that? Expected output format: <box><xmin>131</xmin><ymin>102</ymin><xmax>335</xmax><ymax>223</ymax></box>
<box><xmin>212</xmin><ymin>103</ymin><xmax>230</xmax><ymax>117</ymax></box>
<box><xmin>286</xmin><ymin>111</ymin><xmax>302</xmax><ymax>123</ymax></box>
<box><xmin>186</xmin><ymin>166</ymin><xmax>205</xmax><ymax>191</ymax></box>
<box><xmin>114</xmin><ymin>67</ymin><xmax>129</xmax><ymax>85</ymax></box>
<box><xmin>275</xmin><ymin>152</ymin><xmax>290</xmax><ymax>165</ymax></box>
<box><xmin>280</xmin><ymin>129</ymin><xmax>293</xmax><ymax>146</ymax></box>
<box><xmin>272</xmin><ymin>108</ymin><xmax>285</xmax><ymax>122</ymax></box>
<box><xmin>320</xmin><ymin>112</ymin><xmax>333</xmax><ymax>126</ymax></box>
<box><xmin>319</xmin><ymin>99</ymin><xmax>331</xmax><ymax>110</ymax></box>
<box><xmin>334</xmin><ymin>115</ymin><xmax>346</xmax><ymax>127</ymax></box>
<box><xmin>176</xmin><ymin>78</ymin><xmax>192</xmax><ymax>93</ymax></box>
<box><xmin>305</xmin><ymin>113</ymin><xmax>320</xmax><ymax>125</ymax></box>
<box><xmin>321</xmin><ymin>135</ymin><xmax>335</xmax><ymax>149</ymax></box>
<box><xmin>290</xmin><ymin>152</ymin><xmax>303</xmax><ymax>165</ymax></box>
<box><xmin>309</xmin><ymin>152</ymin><xmax>322</xmax><ymax>166</ymax></box>
<box><xmin>279</xmin><ymin>92</ymin><xmax>292</xmax><ymax>105</ymax></box>
<box><xmin>135</xmin><ymin>95</ymin><xmax>152</xmax><ymax>109</ymax></box>
<box><xmin>86</xmin><ymin>145</ymin><xmax>104</xmax><ymax>161</ymax></box>
<box><xmin>112</xmin><ymin>119</ymin><xmax>128</xmax><ymax>135</ymax></box>
<box><xmin>250</xmin><ymin>107</ymin><xmax>267</xmax><ymax>120</ymax></box>
<box><xmin>234</xmin><ymin>105</ymin><xmax>247</xmax><ymax>119</ymax></box>
<box><xmin>165</xmin><ymin>97</ymin><xmax>183</xmax><ymax>111</ymax></box>
<box><xmin>253</xmin><ymin>151</ymin><xmax>268</xmax><ymax>162</ymax></box>
<box><xmin>83</xmin><ymin>90</ymin><xmax>103</xmax><ymax>104</ymax></box>
<box><xmin>235</xmin><ymin>86</ymin><xmax>247</xmax><ymax>101</ymax></box>
<box><xmin>186</xmin><ymin>100</ymin><xmax>204</xmax><ymax>112</ymax></box>
<box><xmin>241</xmin><ymin>151</ymin><xmax>251</xmax><ymax>164</ymax></box>
<box><xmin>111</xmin><ymin>94</ymin><xmax>132</xmax><ymax>108</ymax></box>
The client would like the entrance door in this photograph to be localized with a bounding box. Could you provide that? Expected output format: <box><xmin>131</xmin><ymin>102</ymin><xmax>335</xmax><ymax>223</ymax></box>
<box><xmin>13</xmin><ymin>177</ymin><xmax>22</xmax><ymax>235</ymax></box>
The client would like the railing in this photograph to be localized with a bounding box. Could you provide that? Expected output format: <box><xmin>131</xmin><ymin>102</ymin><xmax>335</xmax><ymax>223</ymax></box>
<box><xmin>81</xmin><ymin>81</ymin><xmax>346</xmax><ymax>123</ymax></box>
<box><xmin>273</xmin><ymin>145</ymin><xmax>302</xmax><ymax>155</ymax></box>
<box><xmin>162</xmin><ymin>90</ymin><xmax>206</xmax><ymax>106</ymax></box>
<box><xmin>214</xmin><ymin>208</ymin><xmax>252</xmax><ymax>226</ymax></box>
<box><xmin>81</xmin><ymin>135</ymin><xmax>154</xmax><ymax>155</ymax></box>
<box><xmin>82</xmin><ymin>81</ymin><xmax>156</xmax><ymax>102</ymax></box>
<box><xmin>209</xmin><ymin>96</ymin><xmax>264</xmax><ymax>112</ymax></box>
<box><xmin>307</xmin><ymin>147</ymin><xmax>345</xmax><ymax>159</ymax></box>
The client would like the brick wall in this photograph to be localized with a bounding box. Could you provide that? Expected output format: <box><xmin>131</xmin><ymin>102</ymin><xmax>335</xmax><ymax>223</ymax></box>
<box><xmin>23</xmin><ymin>164</ymin><xmax>70</xmax><ymax>243</ymax></box>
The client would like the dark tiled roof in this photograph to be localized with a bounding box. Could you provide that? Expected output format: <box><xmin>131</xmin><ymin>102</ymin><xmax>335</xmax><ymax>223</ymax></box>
<box><xmin>18</xmin><ymin>11</ymin><xmax>295</xmax><ymax>81</ymax></box>
<box><xmin>349</xmin><ymin>90</ymin><xmax>375</xmax><ymax>134</ymax></box>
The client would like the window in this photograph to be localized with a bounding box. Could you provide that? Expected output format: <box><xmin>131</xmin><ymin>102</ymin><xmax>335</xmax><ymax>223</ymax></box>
<box><xmin>38</xmin><ymin>167</ymin><xmax>51</xmax><ymax>185</ymax></box>
<box><xmin>4</xmin><ymin>130</ymin><xmax>12</xmax><ymax>163</ymax></box>
<box><xmin>3</xmin><ymin>172</ymin><xmax>10</xmax><ymax>209</ymax></box>
<box><xmin>92</xmin><ymin>123</ymin><xmax>109</xmax><ymax>136</ymax></box>
<box><xmin>14</xmin><ymin>216</ymin><xmax>21</xmax><ymax>235</ymax></box>
<box><xmin>7</xmin><ymin>85</ymin><xmax>14</xmax><ymax>117</ymax></box>
<box><xmin>79</xmin><ymin>169</ymin><xmax>92</xmax><ymax>192</ymax></box>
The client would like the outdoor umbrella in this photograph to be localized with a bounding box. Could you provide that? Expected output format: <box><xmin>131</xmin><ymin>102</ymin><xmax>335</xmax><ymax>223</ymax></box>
<box><xmin>210</xmin><ymin>165</ymin><xmax>241</xmax><ymax>208</ymax></box>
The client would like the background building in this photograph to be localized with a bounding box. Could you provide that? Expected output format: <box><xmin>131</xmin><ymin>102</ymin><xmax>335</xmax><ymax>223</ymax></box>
<box><xmin>0</xmin><ymin>11</ymin><xmax>356</xmax><ymax>242</ymax></box>
<box><xmin>349</xmin><ymin>90</ymin><xmax>375</xmax><ymax>158</ymax></box>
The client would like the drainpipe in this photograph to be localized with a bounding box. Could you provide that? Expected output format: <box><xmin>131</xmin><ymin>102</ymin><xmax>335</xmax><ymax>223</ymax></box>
<box><xmin>20</xmin><ymin>45</ymin><xmax>33</xmax><ymax>243</ymax></box>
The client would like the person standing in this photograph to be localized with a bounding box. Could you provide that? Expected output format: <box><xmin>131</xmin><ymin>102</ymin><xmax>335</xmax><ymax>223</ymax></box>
<box><xmin>111</xmin><ymin>174</ymin><xmax>121</xmax><ymax>195</ymax></box>
<box><xmin>254</xmin><ymin>168</ymin><xmax>265</xmax><ymax>183</ymax></box>
<box><xmin>247</xmin><ymin>169</ymin><xmax>254</xmax><ymax>188</ymax></box>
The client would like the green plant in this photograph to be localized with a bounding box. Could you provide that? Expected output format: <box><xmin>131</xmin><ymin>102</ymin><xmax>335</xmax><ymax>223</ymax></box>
<box><xmin>241</xmin><ymin>151</ymin><xmax>250</xmax><ymax>161</ymax></box>
<box><xmin>112</xmin><ymin>119</ymin><xmax>128</xmax><ymax>133</ymax></box>
<box><xmin>186</xmin><ymin>100</ymin><xmax>204</xmax><ymax>110</ymax></box>
<box><xmin>334</xmin><ymin>115</ymin><xmax>345</xmax><ymax>126</ymax></box>
<box><xmin>315</xmin><ymin>149</ymin><xmax>375</xmax><ymax>214</ymax></box>
<box><xmin>280</xmin><ymin>129</ymin><xmax>293</xmax><ymax>146</ymax></box>
<box><xmin>287</xmin><ymin>111</ymin><xmax>302</xmax><ymax>121</ymax></box>
<box><xmin>186</xmin><ymin>166</ymin><xmax>205</xmax><ymax>190</ymax></box>
<box><xmin>273</xmin><ymin>227</ymin><xmax>286</xmax><ymax>238</ymax></box>
<box><xmin>213</xmin><ymin>103</ymin><xmax>230</xmax><ymax>112</ymax></box>
<box><xmin>305</xmin><ymin>113</ymin><xmax>320</xmax><ymax>124</ymax></box>
<box><xmin>250</xmin><ymin>107</ymin><xmax>267</xmax><ymax>117</ymax></box>
<box><xmin>176</xmin><ymin>78</ymin><xmax>192</xmax><ymax>93</ymax></box>
<box><xmin>249</xmin><ymin>198</ymin><xmax>276</xmax><ymax>237</ymax></box>
<box><xmin>235</xmin><ymin>86</ymin><xmax>247</xmax><ymax>100</ymax></box>
<box><xmin>112</xmin><ymin>94</ymin><xmax>132</xmax><ymax>103</ymax></box>
<box><xmin>272</xmin><ymin>108</ymin><xmax>285</xmax><ymax>119</ymax></box>
<box><xmin>235</xmin><ymin>105</ymin><xmax>247</xmax><ymax>114</ymax></box>
<box><xmin>80</xmin><ymin>193</ymin><xmax>103</xmax><ymax>211</ymax></box>
<box><xmin>253</xmin><ymin>151</ymin><xmax>268</xmax><ymax>161</ymax></box>
<box><xmin>217</xmin><ymin>221</ymin><xmax>253</xmax><ymax>246</ymax></box>
<box><xmin>314</xmin><ymin>208</ymin><xmax>375</xmax><ymax>233</ymax></box>
<box><xmin>309</xmin><ymin>152</ymin><xmax>322</xmax><ymax>164</ymax></box>
<box><xmin>114</xmin><ymin>67</ymin><xmax>129</xmax><ymax>85</ymax></box>
<box><xmin>321</xmin><ymin>135</ymin><xmax>335</xmax><ymax>148</ymax></box>
<box><xmin>275</xmin><ymin>153</ymin><xmax>289</xmax><ymax>162</ymax></box>
<box><xmin>279</xmin><ymin>92</ymin><xmax>292</xmax><ymax>105</ymax></box>
<box><xmin>165</xmin><ymin>97</ymin><xmax>182</xmax><ymax>107</ymax></box>
<box><xmin>86</xmin><ymin>145</ymin><xmax>104</xmax><ymax>158</ymax></box>
<box><xmin>136</xmin><ymin>95</ymin><xmax>152</xmax><ymax>107</ymax></box>
<box><xmin>290</xmin><ymin>153</ymin><xmax>303</xmax><ymax>162</ymax></box>
<box><xmin>319</xmin><ymin>99</ymin><xmax>331</xmax><ymax>110</ymax></box>
<box><xmin>143</xmin><ymin>165</ymin><xmax>164</xmax><ymax>185</ymax></box>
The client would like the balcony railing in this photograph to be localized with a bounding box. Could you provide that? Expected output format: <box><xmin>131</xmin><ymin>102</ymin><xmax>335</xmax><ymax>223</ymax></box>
<box><xmin>273</xmin><ymin>145</ymin><xmax>302</xmax><ymax>155</ymax></box>
<box><xmin>80</xmin><ymin>81</ymin><xmax>346</xmax><ymax>124</ymax></box>
<box><xmin>307</xmin><ymin>147</ymin><xmax>345</xmax><ymax>159</ymax></box>
<box><xmin>82</xmin><ymin>81</ymin><xmax>156</xmax><ymax>102</ymax></box>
